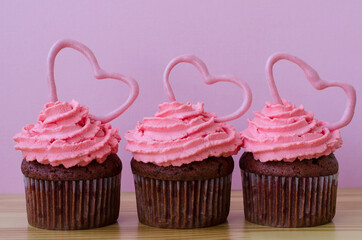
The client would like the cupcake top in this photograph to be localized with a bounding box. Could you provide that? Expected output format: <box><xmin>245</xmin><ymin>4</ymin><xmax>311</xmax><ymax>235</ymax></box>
<box><xmin>242</xmin><ymin>99</ymin><xmax>342</xmax><ymax>162</ymax></box>
<box><xmin>14</xmin><ymin>100</ymin><xmax>121</xmax><ymax>168</ymax></box>
<box><xmin>125</xmin><ymin>54</ymin><xmax>252</xmax><ymax>167</ymax></box>
<box><xmin>125</xmin><ymin>101</ymin><xmax>243</xmax><ymax>166</ymax></box>
<box><xmin>14</xmin><ymin>39</ymin><xmax>139</xmax><ymax>168</ymax></box>
<box><xmin>241</xmin><ymin>53</ymin><xmax>356</xmax><ymax>162</ymax></box>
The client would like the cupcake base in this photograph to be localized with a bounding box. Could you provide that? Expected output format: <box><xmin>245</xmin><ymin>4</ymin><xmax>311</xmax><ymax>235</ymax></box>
<box><xmin>131</xmin><ymin>156</ymin><xmax>234</xmax><ymax>228</ymax></box>
<box><xmin>240</xmin><ymin>152</ymin><xmax>338</xmax><ymax>228</ymax></box>
<box><xmin>21</xmin><ymin>154</ymin><xmax>122</xmax><ymax>230</ymax></box>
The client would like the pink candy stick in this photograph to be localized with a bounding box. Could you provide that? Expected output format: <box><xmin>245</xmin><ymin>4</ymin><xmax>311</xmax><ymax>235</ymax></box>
<box><xmin>266</xmin><ymin>52</ymin><xmax>356</xmax><ymax>131</ymax></box>
<box><xmin>163</xmin><ymin>55</ymin><xmax>252</xmax><ymax>123</ymax></box>
<box><xmin>47</xmin><ymin>39</ymin><xmax>139</xmax><ymax>123</ymax></box>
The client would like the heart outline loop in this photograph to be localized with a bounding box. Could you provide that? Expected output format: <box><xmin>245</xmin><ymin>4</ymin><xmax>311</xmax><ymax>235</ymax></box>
<box><xmin>266</xmin><ymin>52</ymin><xmax>356</xmax><ymax>131</ymax></box>
<box><xmin>47</xmin><ymin>39</ymin><xmax>139</xmax><ymax>123</ymax></box>
<box><xmin>163</xmin><ymin>54</ymin><xmax>252</xmax><ymax>123</ymax></box>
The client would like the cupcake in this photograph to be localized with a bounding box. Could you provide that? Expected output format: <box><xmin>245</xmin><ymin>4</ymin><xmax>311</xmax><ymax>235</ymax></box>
<box><xmin>240</xmin><ymin>53</ymin><xmax>356</xmax><ymax>227</ymax></box>
<box><xmin>13</xmin><ymin>39</ymin><xmax>139</xmax><ymax>230</ymax></box>
<box><xmin>125</xmin><ymin>55</ymin><xmax>252</xmax><ymax>228</ymax></box>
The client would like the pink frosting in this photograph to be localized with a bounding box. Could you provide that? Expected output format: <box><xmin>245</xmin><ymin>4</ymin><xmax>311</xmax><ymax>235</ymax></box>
<box><xmin>124</xmin><ymin>101</ymin><xmax>242</xmax><ymax>166</ymax></box>
<box><xmin>14</xmin><ymin>100</ymin><xmax>121</xmax><ymax>168</ymax></box>
<box><xmin>241</xmin><ymin>99</ymin><xmax>342</xmax><ymax>162</ymax></box>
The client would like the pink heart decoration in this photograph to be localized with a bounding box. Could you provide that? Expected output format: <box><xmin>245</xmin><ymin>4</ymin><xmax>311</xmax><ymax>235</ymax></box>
<box><xmin>163</xmin><ymin>54</ymin><xmax>252</xmax><ymax>123</ymax></box>
<box><xmin>47</xmin><ymin>39</ymin><xmax>139</xmax><ymax>123</ymax></box>
<box><xmin>266</xmin><ymin>53</ymin><xmax>356</xmax><ymax>131</ymax></box>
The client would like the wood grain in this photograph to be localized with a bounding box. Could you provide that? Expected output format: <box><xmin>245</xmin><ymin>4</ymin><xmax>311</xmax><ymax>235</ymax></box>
<box><xmin>1</xmin><ymin>189</ymin><xmax>362</xmax><ymax>239</ymax></box>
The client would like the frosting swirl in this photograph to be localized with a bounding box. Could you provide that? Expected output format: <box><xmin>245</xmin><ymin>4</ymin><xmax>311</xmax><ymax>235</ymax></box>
<box><xmin>124</xmin><ymin>101</ymin><xmax>242</xmax><ymax>166</ymax></box>
<box><xmin>14</xmin><ymin>100</ymin><xmax>121</xmax><ymax>168</ymax></box>
<box><xmin>241</xmin><ymin>99</ymin><xmax>342</xmax><ymax>162</ymax></box>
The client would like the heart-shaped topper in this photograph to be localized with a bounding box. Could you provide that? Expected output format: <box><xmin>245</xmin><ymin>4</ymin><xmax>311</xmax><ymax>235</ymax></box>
<box><xmin>266</xmin><ymin>53</ymin><xmax>356</xmax><ymax>131</ymax></box>
<box><xmin>47</xmin><ymin>39</ymin><xmax>139</xmax><ymax>123</ymax></box>
<box><xmin>163</xmin><ymin>55</ymin><xmax>252</xmax><ymax>123</ymax></box>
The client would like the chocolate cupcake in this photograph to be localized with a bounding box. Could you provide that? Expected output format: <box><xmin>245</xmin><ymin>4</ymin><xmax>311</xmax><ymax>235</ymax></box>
<box><xmin>240</xmin><ymin>53</ymin><xmax>356</xmax><ymax>227</ymax></box>
<box><xmin>13</xmin><ymin>39</ymin><xmax>139</xmax><ymax>230</ymax></box>
<box><xmin>124</xmin><ymin>55</ymin><xmax>252</xmax><ymax>228</ymax></box>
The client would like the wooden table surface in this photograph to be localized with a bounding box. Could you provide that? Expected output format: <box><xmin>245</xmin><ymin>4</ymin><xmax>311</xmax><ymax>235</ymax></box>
<box><xmin>1</xmin><ymin>189</ymin><xmax>362</xmax><ymax>239</ymax></box>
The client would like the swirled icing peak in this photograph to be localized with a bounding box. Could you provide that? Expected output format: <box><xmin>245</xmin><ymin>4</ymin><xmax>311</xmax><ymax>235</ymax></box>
<box><xmin>241</xmin><ymin>99</ymin><xmax>342</xmax><ymax>162</ymax></box>
<box><xmin>14</xmin><ymin>100</ymin><xmax>121</xmax><ymax>168</ymax></box>
<box><xmin>124</xmin><ymin>101</ymin><xmax>242</xmax><ymax>166</ymax></box>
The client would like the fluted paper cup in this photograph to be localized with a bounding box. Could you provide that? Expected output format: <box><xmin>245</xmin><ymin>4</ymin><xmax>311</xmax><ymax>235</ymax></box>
<box><xmin>241</xmin><ymin>170</ymin><xmax>338</xmax><ymax>227</ymax></box>
<box><xmin>133</xmin><ymin>174</ymin><xmax>232</xmax><ymax>228</ymax></box>
<box><xmin>23</xmin><ymin>174</ymin><xmax>121</xmax><ymax>230</ymax></box>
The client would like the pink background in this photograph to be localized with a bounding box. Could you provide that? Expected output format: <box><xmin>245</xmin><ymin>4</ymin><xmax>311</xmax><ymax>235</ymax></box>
<box><xmin>0</xmin><ymin>0</ymin><xmax>361</xmax><ymax>193</ymax></box>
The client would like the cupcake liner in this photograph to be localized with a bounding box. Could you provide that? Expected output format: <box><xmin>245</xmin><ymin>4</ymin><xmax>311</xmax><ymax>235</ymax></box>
<box><xmin>23</xmin><ymin>174</ymin><xmax>121</xmax><ymax>230</ymax></box>
<box><xmin>241</xmin><ymin>170</ymin><xmax>338</xmax><ymax>227</ymax></box>
<box><xmin>133</xmin><ymin>174</ymin><xmax>232</xmax><ymax>228</ymax></box>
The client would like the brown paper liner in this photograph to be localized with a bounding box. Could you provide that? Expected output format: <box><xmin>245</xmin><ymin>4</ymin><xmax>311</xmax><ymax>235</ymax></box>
<box><xmin>241</xmin><ymin>170</ymin><xmax>338</xmax><ymax>227</ymax></box>
<box><xmin>23</xmin><ymin>174</ymin><xmax>121</xmax><ymax>230</ymax></box>
<box><xmin>133</xmin><ymin>174</ymin><xmax>232</xmax><ymax>228</ymax></box>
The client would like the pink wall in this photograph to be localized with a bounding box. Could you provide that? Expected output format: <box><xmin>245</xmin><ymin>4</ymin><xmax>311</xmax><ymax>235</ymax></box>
<box><xmin>1</xmin><ymin>0</ymin><xmax>361</xmax><ymax>193</ymax></box>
